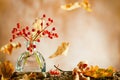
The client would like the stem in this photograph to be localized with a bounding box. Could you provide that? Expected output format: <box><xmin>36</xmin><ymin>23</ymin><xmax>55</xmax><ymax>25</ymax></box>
<box><xmin>21</xmin><ymin>35</ymin><xmax>28</xmax><ymax>41</ymax></box>
<box><xmin>33</xmin><ymin>22</ymin><xmax>53</xmax><ymax>41</ymax></box>
<box><xmin>33</xmin><ymin>26</ymin><xmax>47</xmax><ymax>41</ymax></box>
<box><xmin>54</xmin><ymin>65</ymin><xmax>64</xmax><ymax>72</ymax></box>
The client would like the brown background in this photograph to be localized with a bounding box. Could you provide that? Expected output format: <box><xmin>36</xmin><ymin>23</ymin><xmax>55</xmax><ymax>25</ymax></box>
<box><xmin>0</xmin><ymin>0</ymin><xmax>120</xmax><ymax>71</ymax></box>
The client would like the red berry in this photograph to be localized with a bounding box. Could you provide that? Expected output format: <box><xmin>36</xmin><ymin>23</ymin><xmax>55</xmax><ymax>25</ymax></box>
<box><xmin>52</xmin><ymin>27</ymin><xmax>56</xmax><ymax>31</ymax></box>
<box><xmin>46</xmin><ymin>23</ymin><xmax>49</xmax><ymax>26</ymax></box>
<box><xmin>27</xmin><ymin>47</ymin><xmax>30</xmax><ymax>51</ymax></box>
<box><xmin>22</xmin><ymin>29</ymin><xmax>25</xmax><ymax>33</ymax></box>
<box><xmin>10</xmin><ymin>39</ymin><xmax>13</xmax><ymax>42</ymax></box>
<box><xmin>44</xmin><ymin>30</ymin><xmax>48</xmax><ymax>34</ymax></box>
<box><xmin>54</xmin><ymin>33</ymin><xmax>58</xmax><ymax>38</ymax></box>
<box><xmin>48</xmin><ymin>18</ymin><xmax>51</xmax><ymax>21</ymax></box>
<box><xmin>30</xmin><ymin>49</ymin><xmax>32</xmax><ymax>52</ymax></box>
<box><xmin>17</xmin><ymin>23</ymin><xmax>20</xmax><ymax>28</ymax></box>
<box><xmin>49</xmin><ymin>35</ymin><xmax>53</xmax><ymax>39</ymax></box>
<box><xmin>19</xmin><ymin>32</ymin><xmax>22</xmax><ymax>35</ymax></box>
<box><xmin>27</xmin><ymin>32</ymin><xmax>30</xmax><ymax>35</ymax></box>
<box><xmin>37</xmin><ymin>39</ymin><xmax>40</xmax><ymax>42</ymax></box>
<box><xmin>51</xmin><ymin>19</ymin><xmax>53</xmax><ymax>23</ymax></box>
<box><xmin>33</xmin><ymin>45</ymin><xmax>36</xmax><ymax>48</ymax></box>
<box><xmin>41</xmin><ymin>23</ymin><xmax>43</xmax><ymax>26</ymax></box>
<box><xmin>16</xmin><ymin>33</ymin><xmax>20</xmax><ymax>36</ymax></box>
<box><xmin>26</xmin><ymin>26</ymin><xmax>29</xmax><ymax>30</ymax></box>
<box><xmin>11</xmin><ymin>30</ymin><xmax>14</xmax><ymax>34</ymax></box>
<box><xmin>47</xmin><ymin>32</ymin><xmax>50</xmax><ymax>35</ymax></box>
<box><xmin>43</xmin><ymin>14</ymin><xmax>46</xmax><ymax>18</ymax></box>
<box><xmin>13</xmin><ymin>28</ymin><xmax>17</xmax><ymax>32</ymax></box>
<box><xmin>24</xmin><ymin>33</ymin><xmax>27</xmax><ymax>37</ymax></box>
<box><xmin>42</xmin><ymin>32</ymin><xmax>45</xmax><ymax>35</ymax></box>
<box><xmin>52</xmin><ymin>33</ymin><xmax>55</xmax><ymax>36</ymax></box>
<box><xmin>12</xmin><ymin>35</ymin><xmax>15</xmax><ymax>39</ymax></box>
<box><xmin>32</xmin><ymin>28</ymin><xmax>35</xmax><ymax>32</ymax></box>
<box><xmin>37</xmin><ymin>30</ymin><xmax>41</xmax><ymax>34</ymax></box>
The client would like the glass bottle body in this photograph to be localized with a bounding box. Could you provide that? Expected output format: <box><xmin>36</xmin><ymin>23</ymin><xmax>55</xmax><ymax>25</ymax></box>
<box><xmin>16</xmin><ymin>41</ymin><xmax>46</xmax><ymax>72</ymax></box>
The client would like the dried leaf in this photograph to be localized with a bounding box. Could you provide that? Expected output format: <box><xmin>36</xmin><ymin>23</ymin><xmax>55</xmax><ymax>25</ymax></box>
<box><xmin>0</xmin><ymin>61</ymin><xmax>14</xmax><ymax>78</ymax></box>
<box><xmin>0</xmin><ymin>42</ymin><xmax>21</xmax><ymax>55</ymax></box>
<box><xmin>32</xmin><ymin>18</ymin><xmax>45</xmax><ymax>36</ymax></box>
<box><xmin>84</xmin><ymin>65</ymin><xmax>115</xmax><ymax>78</ymax></box>
<box><xmin>80</xmin><ymin>0</ymin><xmax>92</xmax><ymax>12</ymax></box>
<box><xmin>61</xmin><ymin>0</ymin><xmax>92</xmax><ymax>12</ymax></box>
<box><xmin>61</xmin><ymin>2</ymin><xmax>80</xmax><ymax>11</ymax></box>
<box><xmin>49</xmin><ymin>42</ymin><xmax>70</xmax><ymax>58</ymax></box>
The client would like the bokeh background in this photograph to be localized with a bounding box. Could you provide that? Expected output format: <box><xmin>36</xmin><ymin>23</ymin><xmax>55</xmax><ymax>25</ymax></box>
<box><xmin>0</xmin><ymin>0</ymin><xmax>120</xmax><ymax>71</ymax></box>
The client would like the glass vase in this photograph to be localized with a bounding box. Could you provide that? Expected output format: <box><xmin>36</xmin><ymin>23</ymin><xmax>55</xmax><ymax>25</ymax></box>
<box><xmin>15</xmin><ymin>41</ymin><xmax>46</xmax><ymax>72</ymax></box>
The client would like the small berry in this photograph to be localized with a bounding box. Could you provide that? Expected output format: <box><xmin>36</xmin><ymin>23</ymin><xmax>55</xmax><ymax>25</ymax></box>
<box><xmin>37</xmin><ymin>30</ymin><xmax>41</xmax><ymax>34</ymax></box>
<box><xmin>13</xmin><ymin>28</ymin><xmax>17</xmax><ymax>32</ymax></box>
<box><xmin>42</xmin><ymin>32</ymin><xmax>45</xmax><ymax>35</ymax></box>
<box><xmin>11</xmin><ymin>30</ymin><xmax>14</xmax><ymax>34</ymax></box>
<box><xmin>16</xmin><ymin>33</ymin><xmax>20</xmax><ymax>36</ymax></box>
<box><xmin>26</xmin><ymin>26</ymin><xmax>29</xmax><ymax>30</ymax></box>
<box><xmin>27</xmin><ymin>47</ymin><xmax>30</xmax><ymax>51</ymax></box>
<box><xmin>10</xmin><ymin>39</ymin><xmax>13</xmax><ymax>42</ymax></box>
<box><xmin>46</xmin><ymin>23</ymin><xmax>49</xmax><ymax>26</ymax></box>
<box><xmin>41</xmin><ymin>23</ymin><xmax>43</xmax><ymax>26</ymax></box>
<box><xmin>19</xmin><ymin>32</ymin><xmax>22</xmax><ymax>35</ymax></box>
<box><xmin>37</xmin><ymin>39</ymin><xmax>40</xmax><ymax>42</ymax></box>
<box><xmin>32</xmin><ymin>28</ymin><xmax>35</xmax><ymax>32</ymax></box>
<box><xmin>52</xmin><ymin>27</ymin><xmax>56</xmax><ymax>31</ymax></box>
<box><xmin>27</xmin><ymin>32</ymin><xmax>30</xmax><ymax>35</ymax></box>
<box><xmin>48</xmin><ymin>18</ymin><xmax>51</xmax><ymax>21</ymax></box>
<box><xmin>50</xmin><ymin>19</ymin><xmax>53</xmax><ymax>23</ymax></box>
<box><xmin>55</xmin><ymin>33</ymin><xmax>58</xmax><ymax>38</ymax></box>
<box><xmin>22</xmin><ymin>29</ymin><xmax>25</xmax><ymax>33</ymax></box>
<box><xmin>48</xmin><ymin>35</ymin><xmax>53</xmax><ymax>39</ymax></box>
<box><xmin>33</xmin><ymin>45</ymin><xmax>36</xmax><ymax>48</ymax></box>
<box><xmin>43</xmin><ymin>14</ymin><xmax>46</xmax><ymax>18</ymax></box>
<box><xmin>47</xmin><ymin>32</ymin><xmax>50</xmax><ymax>35</ymax></box>
<box><xmin>30</xmin><ymin>49</ymin><xmax>32</xmax><ymax>52</ymax></box>
<box><xmin>12</xmin><ymin>35</ymin><xmax>15</xmax><ymax>39</ymax></box>
<box><xmin>17</xmin><ymin>23</ymin><xmax>20</xmax><ymax>28</ymax></box>
<box><xmin>44</xmin><ymin>30</ymin><xmax>48</xmax><ymax>34</ymax></box>
<box><xmin>24</xmin><ymin>33</ymin><xmax>27</xmax><ymax>37</ymax></box>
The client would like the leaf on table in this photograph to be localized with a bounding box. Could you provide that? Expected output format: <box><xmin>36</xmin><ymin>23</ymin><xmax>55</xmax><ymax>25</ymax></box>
<box><xmin>0</xmin><ymin>61</ymin><xmax>14</xmax><ymax>78</ymax></box>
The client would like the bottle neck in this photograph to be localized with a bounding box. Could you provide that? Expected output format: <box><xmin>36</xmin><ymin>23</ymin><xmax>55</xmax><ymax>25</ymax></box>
<box><xmin>26</xmin><ymin>41</ymin><xmax>36</xmax><ymax>53</ymax></box>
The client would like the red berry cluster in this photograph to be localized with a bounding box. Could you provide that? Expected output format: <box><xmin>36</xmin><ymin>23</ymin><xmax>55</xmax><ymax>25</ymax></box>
<box><xmin>9</xmin><ymin>14</ymin><xmax>59</xmax><ymax>52</ymax></box>
<box><xmin>27</xmin><ymin>42</ymin><xmax>36</xmax><ymax>52</ymax></box>
<box><xmin>49</xmin><ymin>69</ymin><xmax>61</xmax><ymax>76</ymax></box>
<box><xmin>10</xmin><ymin>23</ymin><xmax>31</xmax><ymax>42</ymax></box>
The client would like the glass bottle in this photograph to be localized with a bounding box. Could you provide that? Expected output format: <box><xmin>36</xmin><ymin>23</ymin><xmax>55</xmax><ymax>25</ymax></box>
<box><xmin>16</xmin><ymin>41</ymin><xmax>46</xmax><ymax>72</ymax></box>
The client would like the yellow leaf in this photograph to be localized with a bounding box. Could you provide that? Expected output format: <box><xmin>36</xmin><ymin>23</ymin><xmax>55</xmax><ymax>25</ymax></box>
<box><xmin>0</xmin><ymin>42</ymin><xmax>21</xmax><ymax>55</ymax></box>
<box><xmin>49</xmin><ymin>42</ymin><xmax>70</xmax><ymax>58</ymax></box>
<box><xmin>61</xmin><ymin>0</ymin><xmax>92</xmax><ymax>12</ymax></box>
<box><xmin>61</xmin><ymin>2</ymin><xmax>81</xmax><ymax>11</ymax></box>
<box><xmin>32</xmin><ymin>18</ymin><xmax>45</xmax><ymax>36</ymax></box>
<box><xmin>0</xmin><ymin>61</ymin><xmax>14</xmax><ymax>78</ymax></box>
<box><xmin>81</xmin><ymin>0</ymin><xmax>92</xmax><ymax>12</ymax></box>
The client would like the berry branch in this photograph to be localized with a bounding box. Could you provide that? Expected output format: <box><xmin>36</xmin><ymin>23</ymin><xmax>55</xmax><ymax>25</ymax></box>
<box><xmin>10</xmin><ymin>14</ymin><xmax>59</xmax><ymax>52</ymax></box>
